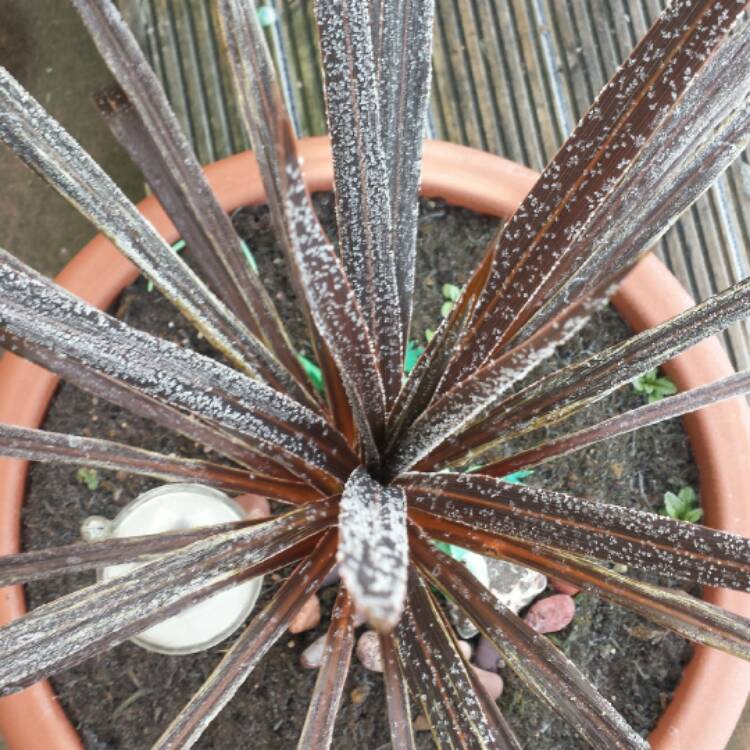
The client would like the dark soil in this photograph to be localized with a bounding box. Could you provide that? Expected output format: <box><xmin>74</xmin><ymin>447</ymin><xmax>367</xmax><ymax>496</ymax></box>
<box><xmin>24</xmin><ymin>195</ymin><xmax>695</xmax><ymax>749</ymax></box>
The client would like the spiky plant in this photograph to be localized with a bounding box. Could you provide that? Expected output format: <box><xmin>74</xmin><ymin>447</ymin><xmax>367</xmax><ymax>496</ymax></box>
<box><xmin>1</xmin><ymin>0</ymin><xmax>750</xmax><ymax>747</ymax></box>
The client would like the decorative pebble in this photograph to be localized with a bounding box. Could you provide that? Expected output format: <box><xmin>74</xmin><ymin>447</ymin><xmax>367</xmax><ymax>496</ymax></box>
<box><xmin>457</xmin><ymin>640</ymin><xmax>472</xmax><ymax>661</ymax></box>
<box><xmin>449</xmin><ymin>559</ymin><xmax>547</xmax><ymax>639</ymax></box>
<box><xmin>471</xmin><ymin>665</ymin><xmax>504</xmax><ymax>701</ymax></box>
<box><xmin>80</xmin><ymin>515</ymin><xmax>112</xmax><ymax>542</ymax></box>
<box><xmin>523</xmin><ymin>594</ymin><xmax>576</xmax><ymax>634</ymax></box>
<box><xmin>449</xmin><ymin>604</ymin><xmax>480</xmax><ymax>640</ymax></box>
<box><xmin>414</xmin><ymin>715</ymin><xmax>430</xmax><ymax>732</ymax></box>
<box><xmin>289</xmin><ymin>595</ymin><xmax>321</xmax><ymax>634</ymax></box>
<box><xmin>474</xmin><ymin>636</ymin><xmax>503</xmax><ymax>673</ymax></box>
<box><xmin>320</xmin><ymin>564</ymin><xmax>341</xmax><ymax>589</ymax></box>
<box><xmin>350</xmin><ymin>685</ymin><xmax>370</xmax><ymax>705</ymax></box>
<box><xmin>300</xmin><ymin>634</ymin><xmax>326</xmax><ymax>669</ymax></box>
<box><xmin>235</xmin><ymin>493</ymin><xmax>271</xmax><ymax>520</ymax></box>
<box><xmin>550</xmin><ymin>577</ymin><xmax>581</xmax><ymax>596</ymax></box>
<box><xmin>356</xmin><ymin>631</ymin><xmax>384</xmax><ymax>672</ymax></box>
<box><xmin>352</xmin><ymin>607</ymin><xmax>368</xmax><ymax>628</ymax></box>
<box><xmin>488</xmin><ymin>561</ymin><xmax>548</xmax><ymax>613</ymax></box>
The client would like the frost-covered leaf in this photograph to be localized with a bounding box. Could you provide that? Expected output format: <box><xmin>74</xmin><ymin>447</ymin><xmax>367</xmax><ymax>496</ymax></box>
<box><xmin>413</xmin><ymin>510</ymin><xmax>750</xmax><ymax>661</ymax></box>
<box><xmin>2</xmin><ymin>330</ymin><xmax>296</xmax><ymax>480</ymax></box>
<box><xmin>392</xmin><ymin>568</ymin><xmax>522</xmax><ymax>749</ymax></box>
<box><xmin>379</xmin><ymin>633</ymin><xmax>416</xmax><ymax>749</ymax></box>
<box><xmin>73</xmin><ymin>0</ymin><xmax>314</xmax><ymax>405</ymax></box>
<box><xmin>0</xmin><ymin>67</ymin><xmax>301</xmax><ymax>396</ymax></box>
<box><xmin>316</xmin><ymin>0</ymin><xmax>403</xmax><ymax>406</ymax></box>
<box><xmin>388</xmin><ymin>290</ymin><xmax>602</xmax><ymax>473</ymax></box>
<box><xmin>426</xmin><ymin>275</ymin><xmax>750</xmax><ymax>470</ymax></box>
<box><xmin>480</xmin><ymin>369</ymin><xmax>750</xmax><ymax>478</ymax></box>
<box><xmin>0</xmin><ymin>502</ymin><xmax>336</xmax><ymax>695</ymax></box>
<box><xmin>0</xmin><ymin>422</ymin><xmax>318</xmax><ymax>504</ymax></box>
<box><xmin>0</xmin><ymin>520</ymin><xmax>258</xmax><ymax>587</ymax></box>
<box><xmin>297</xmin><ymin>587</ymin><xmax>355</xmax><ymax>750</ymax></box>
<box><xmin>0</xmin><ymin>252</ymin><xmax>356</xmax><ymax>493</ymax></box>
<box><xmin>386</xmin><ymin>242</ymin><xmax>498</xmax><ymax>447</ymax></box>
<box><xmin>401</xmin><ymin>472</ymin><xmax>750</xmax><ymax>589</ymax></box>
<box><xmin>152</xmin><ymin>531</ymin><xmax>338</xmax><ymax>750</ymax></box>
<box><xmin>279</xmin><ymin>132</ymin><xmax>387</xmax><ymax>462</ymax></box>
<box><xmin>444</xmin><ymin>0</ymin><xmax>750</xmax><ymax>385</ymax></box>
<box><xmin>523</xmin><ymin>15</ymin><xmax>750</xmax><ymax>342</ymax></box>
<box><xmin>411</xmin><ymin>527</ymin><xmax>648</xmax><ymax>750</ymax></box>
<box><xmin>338</xmin><ymin>467</ymin><xmax>407</xmax><ymax>631</ymax></box>
<box><xmin>373</xmin><ymin>0</ymin><xmax>434</xmax><ymax>345</ymax></box>
<box><xmin>215</xmin><ymin>0</ymin><xmax>358</xmax><ymax>441</ymax></box>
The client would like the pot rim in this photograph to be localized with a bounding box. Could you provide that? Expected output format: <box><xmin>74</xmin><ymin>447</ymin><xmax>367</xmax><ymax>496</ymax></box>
<box><xmin>0</xmin><ymin>136</ymin><xmax>748</xmax><ymax>750</ymax></box>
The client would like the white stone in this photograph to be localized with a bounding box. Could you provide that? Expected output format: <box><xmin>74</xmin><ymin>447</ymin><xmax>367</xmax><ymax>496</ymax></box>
<box><xmin>450</xmin><ymin>557</ymin><xmax>547</xmax><ymax>638</ymax></box>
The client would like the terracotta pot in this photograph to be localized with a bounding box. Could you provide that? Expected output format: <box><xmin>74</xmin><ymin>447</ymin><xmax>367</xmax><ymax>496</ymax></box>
<box><xmin>1</xmin><ymin>137</ymin><xmax>749</xmax><ymax>749</ymax></box>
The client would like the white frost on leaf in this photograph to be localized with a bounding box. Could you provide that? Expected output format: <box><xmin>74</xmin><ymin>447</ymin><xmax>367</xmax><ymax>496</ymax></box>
<box><xmin>338</xmin><ymin>467</ymin><xmax>408</xmax><ymax>632</ymax></box>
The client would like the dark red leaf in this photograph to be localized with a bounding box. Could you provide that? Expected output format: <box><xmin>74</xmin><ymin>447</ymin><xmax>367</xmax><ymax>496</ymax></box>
<box><xmin>298</xmin><ymin>587</ymin><xmax>355</xmax><ymax>749</ymax></box>
<box><xmin>152</xmin><ymin>531</ymin><xmax>338</xmax><ymax>750</ymax></box>
<box><xmin>410</xmin><ymin>526</ymin><xmax>648</xmax><ymax>750</ymax></box>
<box><xmin>401</xmin><ymin>472</ymin><xmax>750</xmax><ymax>590</ymax></box>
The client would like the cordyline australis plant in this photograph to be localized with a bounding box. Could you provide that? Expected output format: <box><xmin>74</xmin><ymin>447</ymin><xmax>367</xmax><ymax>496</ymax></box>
<box><xmin>1</xmin><ymin>0</ymin><xmax>750</xmax><ymax>747</ymax></box>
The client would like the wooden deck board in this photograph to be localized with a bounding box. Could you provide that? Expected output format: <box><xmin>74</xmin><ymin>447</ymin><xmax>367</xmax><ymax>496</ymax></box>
<box><xmin>118</xmin><ymin>0</ymin><xmax>750</xmax><ymax>369</ymax></box>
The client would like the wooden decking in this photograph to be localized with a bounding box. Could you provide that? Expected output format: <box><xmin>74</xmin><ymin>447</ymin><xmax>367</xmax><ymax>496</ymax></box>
<box><xmin>118</xmin><ymin>0</ymin><xmax>750</xmax><ymax>368</ymax></box>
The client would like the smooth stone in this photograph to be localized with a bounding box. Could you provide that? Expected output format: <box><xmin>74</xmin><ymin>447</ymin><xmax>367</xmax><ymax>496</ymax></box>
<box><xmin>523</xmin><ymin>594</ymin><xmax>576</xmax><ymax>634</ymax></box>
<box><xmin>356</xmin><ymin>630</ymin><xmax>384</xmax><ymax>672</ymax></box>
<box><xmin>289</xmin><ymin>594</ymin><xmax>321</xmax><ymax>634</ymax></box>
<box><xmin>474</xmin><ymin>636</ymin><xmax>504</xmax><ymax>673</ymax></box>
<box><xmin>350</xmin><ymin>684</ymin><xmax>370</xmax><ymax>704</ymax></box>
<box><xmin>449</xmin><ymin>558</ymin><xmax>547</xmax><ymax>638</ymax></box>
<box><xmin>457</xmin><ymin>640</ymin><xmax>472</xmax><ymax>661</ymax></box>
<box><xmin>471</xmin><ymin>665</ymin><xmax>504</xmax><ymax>701</ymax></box>
<box><xmin>414</xmin><ymin>715</ymin><xmax>431</xmax><ymax>732</ymax></box>
<box><xmin>549</xmin><ymin>577</ymin><xmax>581</xmax><ymax>596</ymax></box>
<box><xmin>320</xmin><ymin>564</ymin><xmax>340</xmax><ymax>589</ymax></box>
<box><xmin>487</xmin><ymin>559</ymin><xmax>547</xmax><ymax>612</ymax></box>
<box><xmin>234</xmin><ymin>493</ymin><xmax>271</xmax><ymax>520</ymax></box>
<box><xmin>300</xmin><ymin>634</ymin><xmax>326</xmax><ymax>669</ymax></box>
<box><xmin>448</xmin><ymin>603</ymin><xmax>480</xmax><ymax>639</ymax></box>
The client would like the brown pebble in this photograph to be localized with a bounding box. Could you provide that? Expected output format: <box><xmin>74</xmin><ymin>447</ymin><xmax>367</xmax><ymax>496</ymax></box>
<box><xmin>289</xmin><ymin>595</ymin><xmax>321</xmax><ymax>634</ymax></box>
<box><xmin>300</xmin><ymin>634</ymin><xmax>326</xmax><ymax>669</ymax></box>
<box><xmin>350</xmin><ymin>685</ymin><xmax>370</xmax><ymax>704</ymax></box>
<box><xmin>523</xmin><ymin>594</ymin><xmax>576</xmax><ymax>634</ymax></box>
<box><xmin>471</xmin><ymin>665</ymin><xmax>504</xmax><ymax>701</ymax></box>
<box><xmin>235</xmin><ymin>493</ymin><xmax>271</xmax><ymax>520</ymax></box>
<box><xmin>457</xmin><ymin>640</ymin><xmax>472</xmax><ymax>661</ymax></box>
<box><xmin>414</xmin><ymin>715</ymin><xmax>430</xmax><ymax>732</ymax></box>
<box><xmin>356</xmin><ymin>631</ymin><xmax>384</xmax><ymax>672</ymax></box>
<box><xmin>550</xmin><ymin>577</ymin><xmax>581</xmax><ymax>596</ymax></box>
<box><xmin>474</xmin><ymin>636</ymin><xmax>503</xmax><ymax>672</ymax></box>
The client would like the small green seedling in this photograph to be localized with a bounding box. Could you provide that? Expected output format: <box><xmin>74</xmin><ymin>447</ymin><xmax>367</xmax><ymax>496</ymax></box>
<box><xmin>660</xmin><ymin>486</ymin><xmax>703</xmax><ymax>523</ymax></box>
<box><xmin>404</xmin><ymin>340</ymin><xmax>425</xmax><ymax>375</ymax></box>
<box><xmin>147</xmin><ymin>239</ymin><xmax>186</xmax><ymax>292</ymax></box>
<box><xmin>239</xmin><ymin>239</ymin><xmax>259</xmax><ymax>273</ymax></box>
<box><xmin>441</xmin><ymin>283</ymin><xmax>461</xmax><ymax>317</ymax></box>
<box><xmin>297</xmin><ymin>354</ymin><xmax>325</xmax><ymax>394</ymax></box>
<box><xmin>434</xmin><ymin>469</ymin><xmax>531</xmax><ymax>588</ymax></box>
<box><xmin>300</xmin><ymin>339</ymin><xmax>426</xmax><ymax>393</ymax></box>
<box><xmin>425</xmin><ymin>282</ymin><xmax>462</xmax><ymax>342</ymax></box>
<box><xmin>632</xmin><ymin>368</ymin><xmax>677</xmax><ymax>402</ymax></box>
<box><xmin>147</xmin><ymin>239</ymin><xmax>257</xmax><ymax>292</ymax></box>
<box><xmin>76</xmin><ymin>467</ymin><xmax>100</xmax><ymax>491</ymax></box>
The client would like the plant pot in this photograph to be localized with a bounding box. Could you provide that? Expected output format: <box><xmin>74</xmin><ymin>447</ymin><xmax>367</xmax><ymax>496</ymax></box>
<box><xmin>1</xmin><ymin>137</ymin><xmax>748</xmax><ymax>750</ymax></box>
